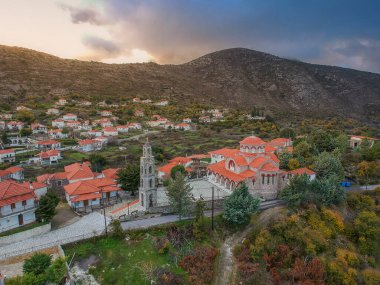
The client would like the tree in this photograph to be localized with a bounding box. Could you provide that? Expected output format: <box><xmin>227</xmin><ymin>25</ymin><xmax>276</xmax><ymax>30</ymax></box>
<box><xmin>279</xmin><ymin>128</ymin><xmax>296</xmax><ymax>140</ymax></box>
<box><xmin>117</xmin><ymin>164</ymin><xmax>140</xmax><ymax>195</ymax></box>
<box><xmin>170</xmin><ymin>164</ymin><xmax>187</xmax><ymax>179</ymax></box>
<box><xmin>16</xmin><ymin>110</ymin><xmax>35</xmax><ymax>124</ymax></box>
<box><xmin>89</xmin><ymin>153</ymin><xmax>107</xmax><ymax>172</ymax></box>
<box><xmin>288</xmin><ymin>158</ymin><xmax>300</xmax><ymax>170</ymax></box>
<box><xmin>1</xmin><ymin>131</ymin><xmax>8</xmax><ymax>145</ymax></box>
<box><xmin>45</xmin><ymin>257</ymin><xmax>67</xmax><ymax>283</ymax></box>
<box><xmin>109</xmin><ymin>219</ymin><xmax>126</xmax><ymax>239</ymax></box>
<box><xmin>165</xmin><ymin>173</ymin><xmax>193</xmax><ymax>220</ymax></box>
<box><xmin>313</xmin><ymin>151</ymin><xmax>344</xmax><ymax>180</ymax></box>
<box><xmin>293</xmin><ymin>140</ymin><xmax>313</xmax><ymax>159</ymax></box>
<box><xmin>279</xmin><ymin>174</ymin><xmax>312</xmax><ymax>208</ymax></box>
<box><xmin>223</xmin><ymin>183</ymin><xmax>260</xmax><ymax>225</ymax></box>
<box><xmin>310</xmin><ymin>130</ymin><xmax>336</xmax><ymax>153</ymax></box>
<box><xmin>352</xmin><ymin>211</ymin><xmax>380</xmax><ymax>255</ymax></box>
<box><xmin>20</xmin><ymin>128</ymin><xmax>32</xmax><ymax>137</ymax></box>
<box><xmin>278</xmin><ymin>151</ymin><xmax>293</xmax><ymax>170</ymax></box>
<box><xmin>35</xmin><ymin>191</ymin><xmax>59</xmax><ymax>222</ymax></box>
<box><xmin>357</xmin><ymin>161</ymin><xmax>380</xmax><ymax>186</ymax></box>
<box><xmin>23</xmin><ymin>253</ymin><xmax>51</xmax><ymax>275</ymax></box>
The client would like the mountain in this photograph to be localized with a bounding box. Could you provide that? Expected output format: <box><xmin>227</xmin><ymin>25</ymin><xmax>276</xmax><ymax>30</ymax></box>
<box><xmin>0</xmin><ymin>45</ymin><xmax>379</xmax><ymax>124</ymax></box>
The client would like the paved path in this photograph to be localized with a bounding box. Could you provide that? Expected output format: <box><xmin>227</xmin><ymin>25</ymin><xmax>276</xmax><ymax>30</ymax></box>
<box><xmin>118</xmin><ymin>130</ymin><xmax>160</xmax><ymax>143</ymax></box>
<box><xmin>346</xmin><ymin>184</ymin><xmax>379</xmax><ymax>191</ymax></box>
<box><xmin>0</xmin><ymin>212</ymin><xmax>110</xmax><ymax>260</ymax></box>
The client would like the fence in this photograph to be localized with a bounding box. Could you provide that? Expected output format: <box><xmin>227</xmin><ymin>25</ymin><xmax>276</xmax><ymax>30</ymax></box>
<box><xmin>0</xmin><ymin>229</ymin><xmax>104</xmax><ymax>260</ymax></box>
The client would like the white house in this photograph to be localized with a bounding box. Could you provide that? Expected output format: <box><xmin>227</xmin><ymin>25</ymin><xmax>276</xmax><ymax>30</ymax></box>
<box><xmin>46</xmin><ymin>108</ymin><xmax>60</xmax><ymax>115</ymax></box>
<box><xmin>0</xmin><ymin>180</ymin><xmax>37</xmax><ymax>233</ymax></box>
<box><xmin>35</xmin><ymin>140</ymin><xmax>61</xmax><ymax>150</ymax></box>
<box><xmin>30</xmin><ymin>150</ymin><xmax>62</xmax><ymax>165</ymax></box>
<box><xmin>116</xmin><ymin>125</ymin><xmax>129</xmax><ymax>133</ymax></box>
<box><xmin>66</xmin><ymin>120</ymin><xmax>81</xmax><ymax>129</ymax></box>
<box><xmin>134</xmin><ymin>110</ymin><xmax>144</xmax><ymax>117</ymax></box>
<box><xmin>31</xmin><ymin>123</ymin><xmax>48</xmax><ymax>134</ymax></box>
<box><xmin>98</xmin><ymin>118</ymin><xmax>113</xmax><ymax>127</ymax></box>
<box><xmin>48</xmin><ymin>129</ymin><xmax>68</xmax><ymax>139</ymax></box>
<box><xmin>4</xmin><ymin>166</ymin><xmax>24</xmax><ymax>181</ymax></box>
<box><xmin>57</xmin><ymin>98</ymin><xmax>67</xmax><ymax>106</ymax></box>
<box><xmin>154</xmin><ymin>100</ymin><xmax>169</xmax><ymax>106</ymax></box>
<box><xmin>87</xmin><ymin>130</ymin><xmax>103</xmax><ymax>137</ymax></box>
<box><xmin>79</xmin><ymin>100</ymin><xmax>92</xmax><ymax>106</ymax></box>
<box><xmin>52</xmin><ymin>119</ymin><xmax>65</xmax><ymax>129</ymax></box>
<box><xmin>16</xmin><ymin>106</ymin><xmax>32</xmax><ymax>111</ymax></box>
<box><xmin>127</xmin><ymin>122</ymin><xmax>142</xmax><ymax>130</ymax></box>
<box><xmin>7</xmin><ymin>136</ymin><xmax>29</xmax><ymax>147</ymax></box>
<box><xmin>78</xmin><ymin>139</ymin><xmax>103</xmax><ymax>152</ymax></box>
<box><xmin>63</xmin><ymin>113</ymin><xmax>78</xmax><ymax>121</ymax></box>
<box><xmin>100</xmin><ymin>110</ymin><xmax>113</xmax><ymax>117</ymax></box>
<box><xmin>7</xmin><ymin>121</ymin><xmax>24</xmax><ymax>131</ymax></box>
<box><xmin>175</xmin><ymin>123</ymin><xmax>191</xmax><ymax>131</ymax></box>
<box><xmin>0</xmin><ymin>121</ymin><xmax>6</xmax><ymax>130</ymax></box>
<box><xmin>183</xmin><ymin>118</ymin><xmax>192</xmax><ymax>123</ymax></box>
<box><xmin>103</xmin><ymin>127</ymin><xmax>118</xmax><ymax>137</ymax></box>
<box><xmin>0</xmin><ymin>149</ymin><xmax>16</xmax><ymax>163</ymax></box>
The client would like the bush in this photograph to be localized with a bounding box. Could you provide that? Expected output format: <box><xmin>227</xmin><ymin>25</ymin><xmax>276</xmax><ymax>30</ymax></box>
<box><xmin>362</xmin><ymin>268</ymin><xmax>380</xmax><ymax>285</ymax></box>
<box><xmin>109</xmin><ymin>219</ymin><xmax>126</xmax><ymax>239</ymax></box>
<box><xmin>23</xmin><ymin>253</ymin><xmax>51</xmax><ymax>275</ymax></box>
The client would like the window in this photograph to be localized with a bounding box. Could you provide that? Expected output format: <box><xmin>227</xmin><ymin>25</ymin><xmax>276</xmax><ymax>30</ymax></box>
<box><xmin>149</xmin><ymin>179</ymin><xmax>153</xmax><ymax>188</ymax></box>
<box><xmin>267</xmin><ymin>175</ymin><xmax>270</xmax><ymax>184</ymax></box>
<box><xmin>22</xmin><ymin>200</ymin><xmax>27</xmax><ymax>206</ymax></box>
<box><xmin>149</xmin><ymin>166</ymin><xmax>152</xmax><ymax>174</ymax></box>
<box><xmin>272</xmin><ymin>176</ymin><xmax>275</xmax><ymax>184</ymax></box>
<box><xmin>11</xmin><ymin>203</ymin><xmax>16</xmax><ymax>209</ymax></box>
<box><xmin>92</xmin><ymin>198</ymin><xmax>97</xmax><ymax>201</ymax></box>
<box><xmin>57</xmin><ymin>180</ymin><xmax>62</xmax><ymax>186</ymax></box>
<box><xmin>262</xmin><ymin>175</ymin><xmax>265</xmax><ymax>184</ymax></box>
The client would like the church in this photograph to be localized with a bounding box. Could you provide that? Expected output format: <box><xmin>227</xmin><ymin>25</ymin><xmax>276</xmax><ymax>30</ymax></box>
<box><xmin>207</xmin><ymin>135</ymin><xmax>314</xmax><ymax>200</ymax></box>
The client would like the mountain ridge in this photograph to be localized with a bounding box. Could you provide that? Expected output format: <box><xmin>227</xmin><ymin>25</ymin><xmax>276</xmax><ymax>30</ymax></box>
<box><xmin>0</xmin><ymin>45</ymin><xmax>379</xmax><ymax>124</ymax></box>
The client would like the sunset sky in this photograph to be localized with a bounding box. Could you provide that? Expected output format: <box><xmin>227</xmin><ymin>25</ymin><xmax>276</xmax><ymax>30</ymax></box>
<box><xmin>1</xmin><ymin>0</ymin><xmax>379</xmax><ymax>73</ymax></box>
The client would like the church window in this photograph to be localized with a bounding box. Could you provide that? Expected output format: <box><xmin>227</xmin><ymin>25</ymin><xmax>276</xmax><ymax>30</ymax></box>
<box><xmin>149</xmin><ymin>179</ymin><xmax>153</xmax><ymax>188</ymax></box>
<box><xmin>262</xmin><ymin>175</ymin><xmax>265</xmax><ymax>184</ymax></box>
<box><xmin>267</xmin><ymin>175</ymin><xmax>270</xmax><ymax>184</ymax></box>
<box><xmin>228</xmin><ymin>160</ymin><xmax>235</xmax><ymax>172</ymax></box>
<box><xmin>272</xmin><ymin>175</ymin><xmax>275</xmax><ymax>184</ymax></box>
<box><xmin>149</xmin><ymin>166</ymin><xmax>152</xmax><ymax>174</ymax></box>
<box><xmin>141</xmin><ymin>193</ymin><xmax>144</xmax><ymax>206</ymax></box>
<box><xmin>141</xmin><ymin>179</ymin><xmax>143</xmax><ymax>187</ymax></box>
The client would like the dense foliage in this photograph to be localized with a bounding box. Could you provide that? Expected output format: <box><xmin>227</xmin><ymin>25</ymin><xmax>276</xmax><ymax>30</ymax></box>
<box><xmin>117</xmin><ymin>164</ymin><xmax>140</xmax><ymax>195</ymax></box>
<box><xmin>35</xmin><ymin>190</ymin><xmax>59</xmax><ymax>222</ymax></box>
<box><xmin>166</xmin><ymin>173</ymin><xmax>193</xmax><ymax>219</ymax></box>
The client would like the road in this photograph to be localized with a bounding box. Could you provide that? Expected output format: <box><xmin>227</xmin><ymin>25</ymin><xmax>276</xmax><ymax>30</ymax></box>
<box><xmin>118</xmin><ymin>130</ymin><xmax>160</xmax><ymax>143</ymax></box>
<box><xmin>346</xmin><ymin>184</ymin><xmax>379</xmax><ymax>191</ymax></box>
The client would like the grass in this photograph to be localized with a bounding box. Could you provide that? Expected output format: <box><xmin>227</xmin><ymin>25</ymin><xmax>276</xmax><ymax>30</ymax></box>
<box><xmin>0</xmin><ymin>221</ymin><xmax>49</xmax><ymax>237</ymax></box>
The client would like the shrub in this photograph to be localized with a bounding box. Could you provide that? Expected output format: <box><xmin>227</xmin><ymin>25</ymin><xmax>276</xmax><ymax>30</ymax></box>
<box><xmin>179</xmin><ymin>246</ymin><xmax>218</xmax><ymax>285</ymax></box>
<box><xmin>23</xmin><ymin>253</ymin><xmax>51</xmax><ymax>275</ymax></box>
<box><xmin>362</xmin><ymin>268</ymin><xmax>380</xmax><ymax>285</ymax></box>
<box><xmin>109</xmin><ymin>219</ymin><xmax>126</xmax><ymax>239</ymax></box>
<box><xmin>154</xmin><ymin>237</ymin><xmax>171</xmax><ymax>254</ymax></box>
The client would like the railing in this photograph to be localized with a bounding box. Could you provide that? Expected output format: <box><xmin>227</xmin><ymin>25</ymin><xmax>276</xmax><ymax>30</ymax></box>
<box><xmin>0</xmin><ymin>229</ymin><xmax>105</xmax><ymax>260</ymax></box>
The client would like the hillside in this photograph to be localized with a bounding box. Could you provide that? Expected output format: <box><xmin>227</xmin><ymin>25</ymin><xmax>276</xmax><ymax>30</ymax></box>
<box><xmin>0</xmin><ymin>45</ymin><xmax>379</xmax><ymax>124</ymax></box>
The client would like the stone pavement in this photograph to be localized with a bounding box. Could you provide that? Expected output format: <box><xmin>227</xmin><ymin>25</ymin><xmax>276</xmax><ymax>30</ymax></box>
<box><xmin>0</xmin><ymin>212</ymin><xmax>110</xmax><ymax>260</ymax></box>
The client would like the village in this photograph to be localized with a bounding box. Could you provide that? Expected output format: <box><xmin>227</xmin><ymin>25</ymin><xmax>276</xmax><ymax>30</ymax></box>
<box><xmin>0</xmin><ymin>96</ymin><xmax>379</xmax><ymax>283</ymax></box>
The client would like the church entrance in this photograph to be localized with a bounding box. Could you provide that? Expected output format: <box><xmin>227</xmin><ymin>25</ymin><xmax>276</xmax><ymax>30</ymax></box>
<box><xmin>149</xmin><ymin>194</ymin><xmax>154</xmax><ymax>207</ymax></box>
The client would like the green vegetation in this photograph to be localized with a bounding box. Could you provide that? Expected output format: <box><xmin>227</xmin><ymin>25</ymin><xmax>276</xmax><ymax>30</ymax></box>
<box><xmin>117</xmin><ymin>164</ymin><xmax>140</xmax><ymax>196</ymax></box>
<box><xmin>223</xmin><ymin>183</ymin><xmax>260</xmax><ymax>225</ymax></box>
<box><xmin>0</xmin><ymin>221</ymin><xmax>49</xmax><ymax>238</ymax></box>
<box><xmin>166</xmin><ymin>173</ymin><xmax>193</xmax><ymax>220</ymax></box>
<box><xmin>35</xmin><ymin>190</ymin><xmax>60</xmax><ymax>222</ymax></box>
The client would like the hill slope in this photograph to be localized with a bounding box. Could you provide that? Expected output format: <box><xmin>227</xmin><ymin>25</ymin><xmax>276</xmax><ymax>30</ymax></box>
<box><xmin>0</xmin><ymin>45</ymin><xmax>379</xmax><ymax>123</ymax></box>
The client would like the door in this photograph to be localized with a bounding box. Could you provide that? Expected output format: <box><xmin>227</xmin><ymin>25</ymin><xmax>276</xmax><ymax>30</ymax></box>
<box><xmin>84</xmin><ymin>200</ymin><xmax>89</xmax><ymax>207</ymax></box>
<box><xmin>18</xmin><ymin>214</ymin><xmax>24</xmax><ymax>226</ymax></box>
<box><xmin>106</xmin><ymin>192</ymin><xmax>110</xmax><ymax>199</ymax></box>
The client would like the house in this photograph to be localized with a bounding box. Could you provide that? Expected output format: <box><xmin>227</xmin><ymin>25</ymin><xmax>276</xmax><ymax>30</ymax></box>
<box><xmin>267</xmin><ymin>138</ymin><xmax>293</xmax><ymax>153</ymax></box>
<box><xmin>158</xmin><ymin>157</ymin><xmax>193</xmax><ymax>180</ymax></box>
<box><xmin>128</xmin><ymin>122</ymin><xmax>142</xmax><ymax>130</ymax></box>
<box><xmin>0</xmin><ymin>149</ymin><xmax>16</xmax><ymax>163</ymax></box>
<box><xmin>134</xmin><ymin>110</ymin><xmax>144</xmax><ymax>117</ymax></box>
<box><xmin>31</xmin><ymin>123</ymin><xmax>48</xmax><ymax>134</ymax></box>
<box><xmin>20</xmin><ymin>181</ymin><xmax>48</xmax><ymax>199</ymax></box>
<box><xmin>46</xmin><ymin>108</ymin><xmax>60</xmax><ymax>115</ymax></box>
<box><xmin>151</xmin><ymin>114</ymin><xmax>161</xmax><ymax>120</ymax></box>
<box><xmin>80</xmin><ymin>121</ymin><xmax>92</xmax><ymax>131</ymax></box>
<box><xmin>103</xmin><ymin>127</ymin><xmax>118</xmax><ymax>137</ymax></box>
<box><xmin>78</xmin><ymin>139</ymin><xmax>103</xmax><ymax>152</ymax></box>
<box><xmin>52</xmin><ymin>119</ymin><xmax>65</xmax><ymax>129</ymax></box>
<box><xmin>66</xmin><ymin>120</ymin><xmax>81</xmax><ymax>129</ymax></box>
<box><xmin>80</xmin><ymin>100</ymin><xmax>92</xmax><ymax>106</ymax></box>
<box><xmin>98</xmin><ymin>118</ymin><xmax>113</xmax><ymax>127</ymax></box>
<box><xmin>101</xmin><ymin>168</ymin><xmax>120</xmax><ymax>180</ymax></box>
<box><xmin>64</xmin><ymin>178</ymin><xmax>121</xmax><ymax>212</ymax></box>
<box><xmin>175</xmin><ymin>123</ymin><xmax>191</xmax><ymax>131</ymax></box>
<box><xmin>16</xmin><ymin>106</ymin><xmax>32</xmax><ymax>111</ymax></box>
<box><xmin>7</xmin><ymin>121</ymin><xmax>24</xmax><ymax>131</ymax></box>
<box><xmin>207</xmin><ymin>135</ymin><xmax>314</xmax><ymax>200</ymax></box>
<box><xmin>63</xmin><ymin>113</ymin><xmax>78</xmax><ymax>121</ymax></box>
<box><xmin>154</xmin><ymin>100</ymin><xmax>169</xmax><ymax>106</ymax></box>
<box><xmin>183</xmin><ymin>118</ymin><xmax>192</xmax><ymax>123</ymax></box>
<box><xmin>133</xmin><ymin>97</ymin><xmax>141</xmax><ymax>103</ymax></box>
<box><xmin>0</xmin><ymin>121</ymin><xmax>6</xmax><ymax>130</ymax></box>
<box><xmin>48</xmin><ymin>129</ymin><xmax>68</xmax><ymax>139</ymax></box>
<box><xmin>35</xmin><ymin>140</ymin><xmax>61</xmax><ymax>150</ymax></box>
<box><xmin>100</xmin><ymin>110</ymin><xmax>112</xmax><ymax>117</ymax></box>
<box><xmin>4</xmin><ymin>166</ymin><xmax>24</xmax><ymax>181</ymax></box>
<box><xmin>147</xmin><ymin>118</ymin><xmax>168</xmax><ymax>127</ymax></box>
<box><xmin>87</xmin><ymin>130</ymin><xmax>103</xmax><ymax>137</ymax></box>
<box><xmin>37</xmin><ymin>172</ymin><xmax>68</xmax><ymax>196</ymax></box>
<box><xmin>64</xmin><ymin>162</ymin><xmax>96</xmax><ymax>184</ymax></box>
<box><xmin>199</xmin><ymin>116</ymin><xmax>211</xmax><ymax>123</ymax></box>
<box><xmin>0</xmin><ymin>114</ymin><xmax>13</xmax><ymax>120</ymax></box>
<box><xmin>0</xmin><ymin>180</ymin><xmax>37</xmax><ymax>233</ymax></box>
<box><xmin>30</xmin><ymin>150</ymin><xmax>62</xmax><ymax>165</ymax></box>
<box><xmin>57</xmin><ymin>98</ymin><xmax>67</xmax><ymax>106</ymax></box>
<box><xmin>116</xmin><ymin>125</ymin><xmax>129</xmax><ymax>133</ymax></box>
<box><xmin>7</xmin><ymin>136</ymin><xmax>29</xmax><ymax>147</ymax></box>
<box><xmin>141</xmin><ymin>99</ymin><xmax>152</xmax><ymax>104</ymax></box>
<box><xmin>349</xmin><ymin>135</ymin><xmax>378</xmax><ymax>148</ymax></box>
<box><xmin>0</xmin><ymin>169</ymin><xmax>11</xmax><ymax>182</ymax></box>
<box><xmin>287</xmin><ymin>168</ymin><xmax>316</xmax><ymax>181</ymax></box>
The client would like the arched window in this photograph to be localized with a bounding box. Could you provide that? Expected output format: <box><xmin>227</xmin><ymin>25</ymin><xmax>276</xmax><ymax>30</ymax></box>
<box><xmin>149</xmin><ymin>179</ymin><xmax>153</xmax><ymax>188</ymax></box>
<box><xmin>267</xmin><ymin>175</ymin><xmax>270</xmax><ymax>184</ymax></box>
<box><xmin>149</xmin><ymin>166</ymin><xmax>152</xmax><ymax>174</ymax></box>
<box><xmin>228</xmin><ymin>160</ymin><xmax>236</xmax><ymax>172</ymax></box>
<box><xmin>262</xmin><ymin>175</ymin><xmax>265</xmax><ymax>184</ymax></box>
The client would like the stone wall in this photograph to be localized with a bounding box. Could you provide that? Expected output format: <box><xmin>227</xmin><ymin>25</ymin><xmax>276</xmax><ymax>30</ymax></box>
<box><xmin>0</xmin><ymin>223</ymin><xmax>51</xmax><ymax>246</ymax></box>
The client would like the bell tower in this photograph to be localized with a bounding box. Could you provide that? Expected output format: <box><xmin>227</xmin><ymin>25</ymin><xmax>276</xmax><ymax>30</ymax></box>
<box><xmin>139</xmin><ymin>138</ymin><xmax>157</xmax><ymax>210</ymax></box>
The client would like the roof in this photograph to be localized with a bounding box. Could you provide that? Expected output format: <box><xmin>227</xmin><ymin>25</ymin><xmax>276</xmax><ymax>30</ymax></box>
<box><xmin>265</xmin><ymin>145</ymin><xmax>276</xmax><ymax>152</ymax></box>
<box><xmin>70</xmin><ymin>193</ymin><xmax>101</xmax><ymax>202</ymax></box>
<box><xmin>169</xmin><ymin>157</ymin><xmax>192</xmax><ymax>164</ymax></box>
<box><xmin>0</xmin><ymin>149</ymin><xmax>15</xmax><ymax>155</ymax></box>
<box><xmin>5</xmin><ymin>166</ymin><xmax>23</xmax><ymax>173</ymax></box>
<box><xmin>208</xmin><ymin>161</ymin><xmax>256</xmax><ymax>182</ymax></box>
<box><xmin>79</xmin><ymin>139</ymin><xmax>99</xmax><ymax>146</ymax></box>
<box><xmin>20</xmin><ymin>181</ymin><xmax>47</xmax><ymax>190</ymax></box>
<box><xmin>230</xmin><ymin>155</ymin><xmax>249</xmax><ymax>166</ymax></box>
<box><xmin>37</xmin><ymin>172</ymin><xmax>68</xmax><ymax>183</ymax></box>
<box><xmin>103</xmin><ymin>127</ymin><xmax>117</xmax><ymax>132</ymax></box>
<box><xmin>249</xmin><ymin>156</ymin><xmax>267</xmax><ymax>168</ymax></box>
<box><xmin>36</xmin><ymin>140</ymin><xmax>59</xmax><ymax>145</ymax></box>
<box><xmin>38</xmin><ymin>150</ymin><xmax>60</xmax><ymax>158</ymax></box>
<box><xmin>350</xmin><ymin>135</ymin><xmax>378</xmax><ymax>140</ymax></box>
<box><xmin>64</xmin><ymin>113</ymin><xmax>77</xmax><ymax>117</ymax></box>
<box><xmin>102</xmin><ymin>168</ymin><xmax>120</xmax><ymax>179</ymax></box>
<box><xmin>0</xmin><ymin>170</ymin><xmax>10</xmax><ymax>177</ymax></box>
<box><xmin>288</xmin><ymin>167</ymin><xmax>316</xmax><ymax>175</ymax></box>
<box><xmin>240</xmin><ymin>136</ymin><xmax>265</xmax><ymax>146</ymax></box>
<box><xmin>270</xmin><ymin>138</ymin><xmax>291</xmax><ymax>145</ymax></box>
<box><xmin>261</xmin><ymin>162</ymin><xmax>279</xmax><ymax>172</ymax></box>
<box><xmin>64</xmin><ymin>178</ymin><xmax>119</xmax><ymax>196</ymax></box>
<box><xmin>209</xmin><ymin>148</ymin><xmax>239</xmax><ymax>157</ymax></box>
<box><xmin>0</xmin><ymin>180</ymin><xmax>36</xmax><ymax>207</ymax></box>
<box><xmin>64</xmin><ymin>162</ymin><xmax>91</xmax><ymax>173</ymax></box>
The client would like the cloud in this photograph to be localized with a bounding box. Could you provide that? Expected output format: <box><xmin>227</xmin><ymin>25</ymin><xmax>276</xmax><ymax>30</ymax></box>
<box><xmin>59</xmin><ymin>0</ymin><xmax>380</xmax><ymax>72</ymax></box>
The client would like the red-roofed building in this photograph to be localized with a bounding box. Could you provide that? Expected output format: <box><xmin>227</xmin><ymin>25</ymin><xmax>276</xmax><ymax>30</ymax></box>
<box><xmin>30</xmin><ymin>150</ymin><xmax>62</xmax><ymax>165</ymax></box>
<box><xmin>4</xmin><ymin>166</ymin><xmax>24</xmax><ymax>181</ymax></box>
<box><xmin>78</xmin><ymin>139</ymin><xmax>103</xmax><ymax>152</ymax></box>
<box><xmin>103</xmin><ymin>127</ymin><xmax>118</xmax><ymax>137</ymax></box>
<box><xmin>206</xmin><ymin>135</ymin><xmax>299</xmax><ymax>200</ymax></box>
<box><xmin>0</xmin><ymin>149</ymin><xmax>16</xmax><ymax>163</ymax></box>
<box><xmin>349</xmin><ymin>135</ymin><xmax>378</xmax><ymax>148</ymax></box>
<box><xmin>101</xmin><ymin>168</ymin><xmax>120</xmax><ymax>180</ymax></box>
<box><xmin>35</xmin><ymin>140</ymin><xmax>61</xmax><ymax>150</ymax></box>
<box><xmin>175</xmin><ymin>123</ymin><xmax>191</xmax><ymax>131</ymax></box>
<box><xmin>64</xmin><ymin>178</ymin><xmax>121</xmax><ymax>212</ymax></box>
<box><xmin>0</xmin><ymin>180</ymin><xmax>38</xmax><ymax>232</ymax></box>
<box><xmin>287</xmin><ymin>167</ymin><xmax>316</xmax><ymax>181</ymax></box>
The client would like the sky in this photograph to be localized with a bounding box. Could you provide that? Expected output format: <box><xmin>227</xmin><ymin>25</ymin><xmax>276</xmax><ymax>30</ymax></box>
<box><xmin>1</xmin><ymin>0</ymin><xmax>380</xmax><ymax>73</ymax></box>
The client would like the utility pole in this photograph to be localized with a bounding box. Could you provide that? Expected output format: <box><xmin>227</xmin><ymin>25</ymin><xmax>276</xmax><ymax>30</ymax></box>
<box><xmin>211</xmin><ymin>186</ymin><xmax>214</xmax><ymax>231</ymax></box>
<box><xmin>101</xmin><ymin>189</ymin><xmax>107</xmax><ymax>236</ymax></box>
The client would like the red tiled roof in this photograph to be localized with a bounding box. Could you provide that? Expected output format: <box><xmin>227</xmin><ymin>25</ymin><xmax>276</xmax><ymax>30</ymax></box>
<box><xmin>240</xmin><ymin>136</ymin><xmax>265</xmax><ymax>145</ymax></box>
<box><xmin>270</xmin><ymin>138</ymin><xmax>291</xmax><ymax>145</ymax></box>
<box><xmin>249</xmin><ymin>157</ymin><xmax>267</xmax><ymax>168</ymax></box>
<box><xmin>5</xmin><ymin>166</ymin><xmax>23</xmax><ymax>173</ymax></box>
<box><xmin>169</xmin><ymin>157</ymin><xmax>192</xmax><ymax>164</ymax></box>
<box><xmin>288</xmin><ymin>167</ymin><xmax>316</xmax><ymax>175</ymax></box>
<box><xmin>64</xmin><ymin>162</ymin><xmax>91</xmax><ymax>173</ymax></box>
<box><xmin>265</xmin><ymin>145</ymin><xmax>277</xmax><ymax>152</ymax></box>
<box><xmin>209</xmin><ymin>148</ymin><xmax>239</xmax><ymax>157</ymax></box>
<box><xmin>79</xmin><ymin>139</ymin><xmax>98</xmax><ymax>146</ymax></box>
<box><xmin>268</xmin><ymin>153</ymin><xmax>280</xmax><ymax>163</ymax></box>
<box><xmin>102</xmin><ymin>168</ymin><xmax>120</xmax><ymax>179</ymax></box>
<box><xmin>20</xmin><ymin>181</ymin><xmax>47</xmax><ymax>190</ymax></box>
<box><xmin>64</xmin><ymin>181</ymin><xmax>99</xmax><ymax>195</ymax></box>
<box><xmin>0</xmin><ymin>149</ymin><xmax>15</xmax><ymax>155</ymax></box>
<box><xmin>158</xmin><ymin>162</ymin><xmax>178</xmax><ymax>175</ymax></box>
<box><xmin>0</xmin><ymin>170</ymin><xmax>10</xmax><ymax>177</ymax></box>
<box><xmin>231</xmin><ymin>155</ymin><xmax>249</xmax><ymax>166</ymax></box>
<box><xmin>70</xmin><ymin>193</ymin><xmax>101</xmax><ymax>202</ymax></box>
<box><xmin>208</xmin><ymin>161</ymin><xmax>255</xmax><ymax>182</ymax></box>
<box><xmin>261</xmin><ymin>162</ymin><xmax>279</xmax><ymax>172</ymax></box>
<box><xmin>38</xmin><ymin>150</ymin><xmax>60</xmax><ymax>158</ymax></box>
<box><xmin>36</xmin><ymin>140</ymin><xmax>59</xmax><ymax>145</ymax></box>
<box><xmin>0</xmin><ymin>180</ymin><xmax>36</xmax><ymax>207</ymax></box>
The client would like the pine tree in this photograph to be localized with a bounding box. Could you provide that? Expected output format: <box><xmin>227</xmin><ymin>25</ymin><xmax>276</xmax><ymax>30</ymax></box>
<box><xmin>166</xmin><ymin>173</ymin><xmax>193</xmax><ymax>220</ymax></box>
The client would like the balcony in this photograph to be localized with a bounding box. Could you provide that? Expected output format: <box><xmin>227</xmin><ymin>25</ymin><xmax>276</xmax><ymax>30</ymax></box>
<box><xmin>0</xmin><ymin>202</ymin><xmax>37</xmax><ymax>218</ymax></box>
